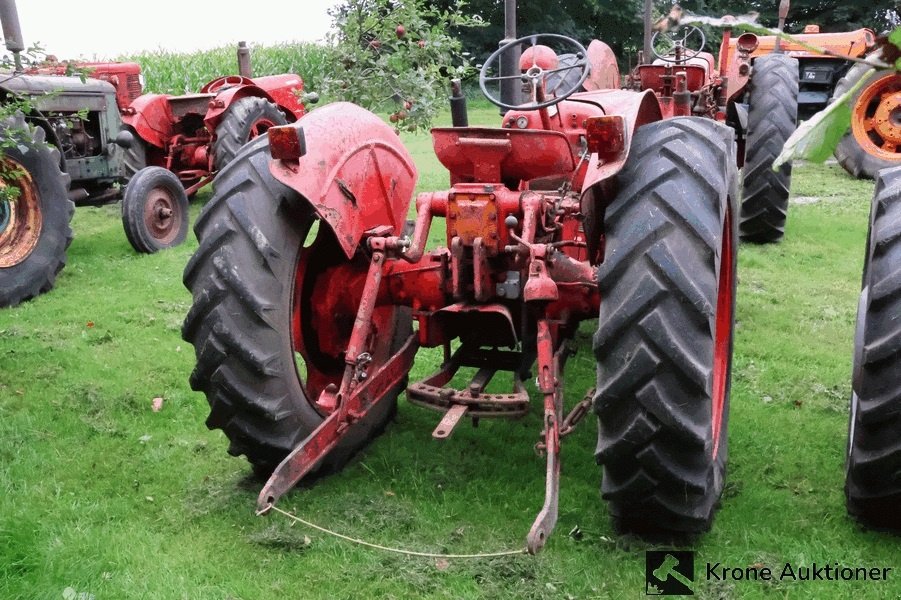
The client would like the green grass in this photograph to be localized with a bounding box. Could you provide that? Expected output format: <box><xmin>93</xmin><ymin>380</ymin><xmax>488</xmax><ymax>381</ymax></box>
<box><xmin>2</xmin><ymin>106</ymin><xmax>899</xmax><ymax>598</ymax></box>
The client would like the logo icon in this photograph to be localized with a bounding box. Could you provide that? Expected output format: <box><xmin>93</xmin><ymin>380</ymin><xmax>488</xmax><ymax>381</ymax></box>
<box><xmin>646</xmin><ymin>550</ymin><xmax>695</xmax><ymax>595</ymax></box>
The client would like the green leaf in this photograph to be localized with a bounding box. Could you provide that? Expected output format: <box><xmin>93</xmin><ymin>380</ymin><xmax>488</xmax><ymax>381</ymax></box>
<box><xmin>772</xmin><ymin>68</ymin><xmax>876</xmax><ymax>170</ymax></box>
<box><xmin>889</xmin><ymin>26</ymin><xmax>901</xmax><ymax>49</ymax></box>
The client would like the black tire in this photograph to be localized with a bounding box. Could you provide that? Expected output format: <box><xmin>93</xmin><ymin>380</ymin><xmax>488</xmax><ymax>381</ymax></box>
<box><xmin>833</xmin><ymin>66</ymin><xmax>901</xmax><ymax>179</ymax></box>
<box><xmin>182</xmin><ymin>134</ymin><xmax>411</xmax><ymax>476</ymax></box>
<box><xmin>212</xmin><ymin>96</ymin><xmax>287</xmax><ymax>172</ymax></box>
<box><xmin>121</xmin><ymin>166</ymin><xmax>188</xmax><ymax>253</ymax></box>
<box><xmin>739</xmin><ymin>53</ymin><xmax>799</xmax><ymax>244</ymax></box>
<box><xmin>845</xmin><ymin>165</ymin><xmax>901</xmax><ymax>529</ymax></box>
<box><xmin>0</xmin><ymin>114</ymin><xmax>73</xmax><ymax>307</ymax></box>
<box><xmin>122</xmin><ymin>126</ymin><xmax>147</xmax><ymax>180</ymax></box>
<box><xmin>594</xmin><ymin>117</ymin><xmax>738</xmax><ymax>536</ymax></box>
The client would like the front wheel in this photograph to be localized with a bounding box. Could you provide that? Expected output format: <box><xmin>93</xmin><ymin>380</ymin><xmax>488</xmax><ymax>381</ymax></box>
<box><xmin>121</xmin><ymin>166</ymin><xmax>189</xmax><ymax>253</ymax></box>
<box><xmin>594</xmin><ymin>117</ymin><xmax>738</xmax><ymax>536</ymax></box>
<box><xmin>0</xmin><ymin>114</ymin><xmax>73</xmax><ymax>307</ymax></box>
<box><xmin>845</xmin><ymin>165</ymin><xmax>901</xmax><ymax>529</ymax></box>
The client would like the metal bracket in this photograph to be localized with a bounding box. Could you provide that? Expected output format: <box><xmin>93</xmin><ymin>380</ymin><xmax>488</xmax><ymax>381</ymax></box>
<box><xmin>257</xmin><ymin>334</ymin><xmax>418</xmax><ymax>512</ymax></box>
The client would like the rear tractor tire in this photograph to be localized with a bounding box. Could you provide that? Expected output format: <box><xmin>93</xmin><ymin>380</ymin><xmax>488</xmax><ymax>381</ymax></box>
<box><xmin>0</xmin><ymin>114</ymin><xmax>73</xmax><ymax>307</ymax></box>
<box><xmin>212</xmin><ymin>96</ymin><xmax>287</xmax><ymax>172</ymax></box>
<box><xmin>594</xmin><ymin>117</ymin><xmax>738</xmax><ymax>536</ymax></box>
<box><xmin>121</xmin><ymin>166</ymin><xmax>189</xmax><ymax>253</ymax></box>
<box><xmin>833</xmin><ymin>65</ymin><xmax>901</xmax><ymax>179</ymax></box>
<box><xmin>122</xmin><ymin>126</ymin><xmax>147</xmax><ymax>181</ymax></box>
<box><xmin>739</xmin><ymin>53</ymin><xmax>799</xmax><ymax>243</ymax></box>
<box><xmin>845</xmin><ymin>165</ymin><xmax>901</xmax><ymax>530</ymax></box>
<box><xmin>182</xmin><ymin>135</ymin><xmax>411</xmax><ymax>476</ymax></box>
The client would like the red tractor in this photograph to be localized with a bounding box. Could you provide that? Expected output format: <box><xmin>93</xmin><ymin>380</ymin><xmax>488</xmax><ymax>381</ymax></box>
<box><xmin>26</xmin><ymin>56</ymin><xmax>310</xmax><ymax>253</ymax></box>
<box><xmin>627</xmin><ymin>20</ymin><xmax>800</xmax><ymax>244</ymax></box>
<box><xmin>0</xmin><ymin>0</ymin><xmax>311</xmax><ymax>307</ymax></box>
<box><xmin>183</xmin><ymin>33</ymin><xmax>738</xmax><ymax>552</ymax></box>
<box><xmin>117</xmin><ymin>72</ymin><xmax>309</xmax><ymax>252</ymax></box>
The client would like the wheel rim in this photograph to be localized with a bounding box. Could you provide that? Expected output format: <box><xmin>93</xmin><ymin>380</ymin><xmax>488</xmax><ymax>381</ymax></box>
<box><xmin>0</xmin><ymin>157</ymin><xmax>42</xmax><ymax>268</ymax></box>
<box><xmin>851</xmin><ymin>74</ymin><xmax>901</xmax><ymax>161</ymax></box>
<box><xmin>248</xmin><ymin>118</ymin><xmax>277</xmax><ymax>142</ymax></box>
<box><xmin>711</xmin><ymin>206</ymin><xmax>734</xmax><ymax>459</ymax></box>
<box><xmin>291</xmin><ymin>225</ymin><xmax>397</xmax><ymax>415</ymax></box>
<box><xmin>143</xmin><ymin>185</ymin><xmax>181</xmax><ymax>245</ymax></box>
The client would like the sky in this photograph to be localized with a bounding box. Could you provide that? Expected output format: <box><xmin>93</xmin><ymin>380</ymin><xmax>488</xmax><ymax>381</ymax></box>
<box><xmin>11</xmin><ymin>0</ymin><xmax>342</xmax><ymax>59</ymax></box>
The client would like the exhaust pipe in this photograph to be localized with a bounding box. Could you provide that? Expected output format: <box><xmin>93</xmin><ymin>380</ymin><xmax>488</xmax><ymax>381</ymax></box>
<box><xmin>449</xmin><ymin>79</ymin><xmax>468</xmax><ymax>127</ymax></box>
<box><xmin>0</xmin><ymin>0</ymin><xmax>24</xmax><ymax>70</ymax></box>
<box><xmin>237</xmin><ymin>41</ymin><xmax>252</xmax><ymax>77</ymax></box>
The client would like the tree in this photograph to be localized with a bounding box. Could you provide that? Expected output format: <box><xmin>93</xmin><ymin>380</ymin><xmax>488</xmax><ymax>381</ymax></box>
<box><xmin>322</xmin><ymin>0</ymin><xmax>485</xmax><ymax>132</ymax></box>
<box><xmin>434</xmin><ymin>0</ymin><xmax>898</xmax><ymax>67</ymax></box>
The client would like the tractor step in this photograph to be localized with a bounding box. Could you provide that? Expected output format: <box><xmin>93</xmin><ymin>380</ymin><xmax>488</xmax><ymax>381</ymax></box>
<box><xmin>407</xmin><ymin>345</ymin><xmax>530</xmax><ymax>422</ymax></box>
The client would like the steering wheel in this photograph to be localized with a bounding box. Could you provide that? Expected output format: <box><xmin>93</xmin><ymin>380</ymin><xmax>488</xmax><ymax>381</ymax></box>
<box><xmin>479</xmin><ymin>34</ymin><xmax>590</xmax><ymax>111</ymax></box>
<box><xmin>651</xmin><ymin>25</ymin><xmax>706</xmax><ymax>63</ymax></box>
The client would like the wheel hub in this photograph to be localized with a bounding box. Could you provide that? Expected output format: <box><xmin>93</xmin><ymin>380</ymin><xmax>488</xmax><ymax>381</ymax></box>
<box><xmin>143</xmin><ymin>187</ymin><xmax>180</xmax><ymax>244</ymax></box>
<box><xmin>0</xmin><ymin>158</ymin><xmax>42</xmax><ymax>268</ymax></box>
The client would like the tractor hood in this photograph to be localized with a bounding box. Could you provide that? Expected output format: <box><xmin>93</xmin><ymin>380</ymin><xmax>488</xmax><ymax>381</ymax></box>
<box><xmin>0</xmin><ymin>73</ymin><xmax>115</xmax><ymax>111</ymax></box>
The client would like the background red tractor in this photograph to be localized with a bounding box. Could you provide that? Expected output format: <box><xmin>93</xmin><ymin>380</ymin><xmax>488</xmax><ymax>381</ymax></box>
<box><xmin>25</xmin><ymin>59</ymin><xmax>310</xmax><ymax>254</ymax></box>
<box><xmin>0</xmin><ymin>0</ymin><xmax>314</xmax><ymax>308</ymax></box>
<box><xmin>628</xmin><ymin>14</ymin><xmax>800</xmax><ymax>245</ymax></box>
<box><xmin>117</xmin><ymin>71</ymin><xmax>309</xmax><ymax>252</ymax></box>
<box><xmin>183</xmin><ymin>32</ymin><xmax>739</xmax><ymax>551</ymax></box>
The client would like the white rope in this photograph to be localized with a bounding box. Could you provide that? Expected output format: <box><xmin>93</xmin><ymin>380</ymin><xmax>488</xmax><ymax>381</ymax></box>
<box><xmin>260</xmin><ymin>503</ymin><xmax>527</xmax><ymax>559</ymax></box>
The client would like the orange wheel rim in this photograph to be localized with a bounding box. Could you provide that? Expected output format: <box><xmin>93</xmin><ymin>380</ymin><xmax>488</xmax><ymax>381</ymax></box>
<box><xmin>0</xmin><ymin>157</ymin><xmax>42</xmax><ymax>268</ymax></box>
<box><xmin>851</xmin><ymin>73</ymin><xmax>901</xmax><ymax>162</ymax></box>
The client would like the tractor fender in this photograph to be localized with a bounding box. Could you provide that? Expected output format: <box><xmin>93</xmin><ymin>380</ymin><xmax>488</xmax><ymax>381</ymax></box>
<box><xmin>249</xmin><ymin>74</ymin><xmax>306</xmax><ymax>119</ymax></box>
<box><xmin>203</xmin><ymin>75</ymin><xmax>305</xmax><ymax>131</ymax></box>
<box><xmin>578</xmin><ymin>88</ymin><xmax>663</xmax><ymax>264</ymax></box>
<box><xmin>121</xmin><ymin>94</ymin><xmax>173</xmax><ymax>149</ymax></box>
<box><xmin>583</xmin><ymin>40</ymin><xmax>620</xmax><ymax>91</ymax></box>
<box><xmin>580</xmin><ymin>88</ymin><xmax>662</xmax><ymax>190</ymax></box>
<box><xmin>269</xmin><ymin>102</ymin><xmax>418</xmax><ymax>259</ymax></box>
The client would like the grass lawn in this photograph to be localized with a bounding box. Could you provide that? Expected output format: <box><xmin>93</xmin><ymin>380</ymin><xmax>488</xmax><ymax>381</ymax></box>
<box><xmin>1</xmin><ymin>104</ymin><xmax>898</xmax><ymax>599</ymax></box>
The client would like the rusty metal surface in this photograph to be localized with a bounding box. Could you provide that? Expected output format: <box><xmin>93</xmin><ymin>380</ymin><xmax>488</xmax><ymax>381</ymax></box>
<box><xmin>526</xmin><ymin>320</ymin><xmax>563</xmax><ymax>554</ymax></box>
<box><xmin>432</xmin><ymin>404</ymin><xmax>468</xmax><ymax>439</ymax></box>
<box><xmin>142</xmin><ymin>183</ymin><xmax>180</xmax><ymax>245</ymax></box>
<box><xmin>0</xmin><ymin>158</ymin><xmax>41</xmax><ymax>268</ymax></box>
<box><xmin>258</xmin><ymin>332</ymin><xmax>419</xmax><ymax>511</ymax></box>
<box><xmin>738</xmin><ymin>28</ymin><xmax>875</xmax><ymax>60</ymax></box>
<box><xmin>407</xmin><ymin>345</ymin><xmax>529</xmax><ymax>417</ymax></box>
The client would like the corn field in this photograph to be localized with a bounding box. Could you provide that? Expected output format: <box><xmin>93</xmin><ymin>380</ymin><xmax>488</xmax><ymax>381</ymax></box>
<box><xmin>118</xmin><ymin>42</ymin><xmax>333</xmax><ymax>96</ymax></box>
